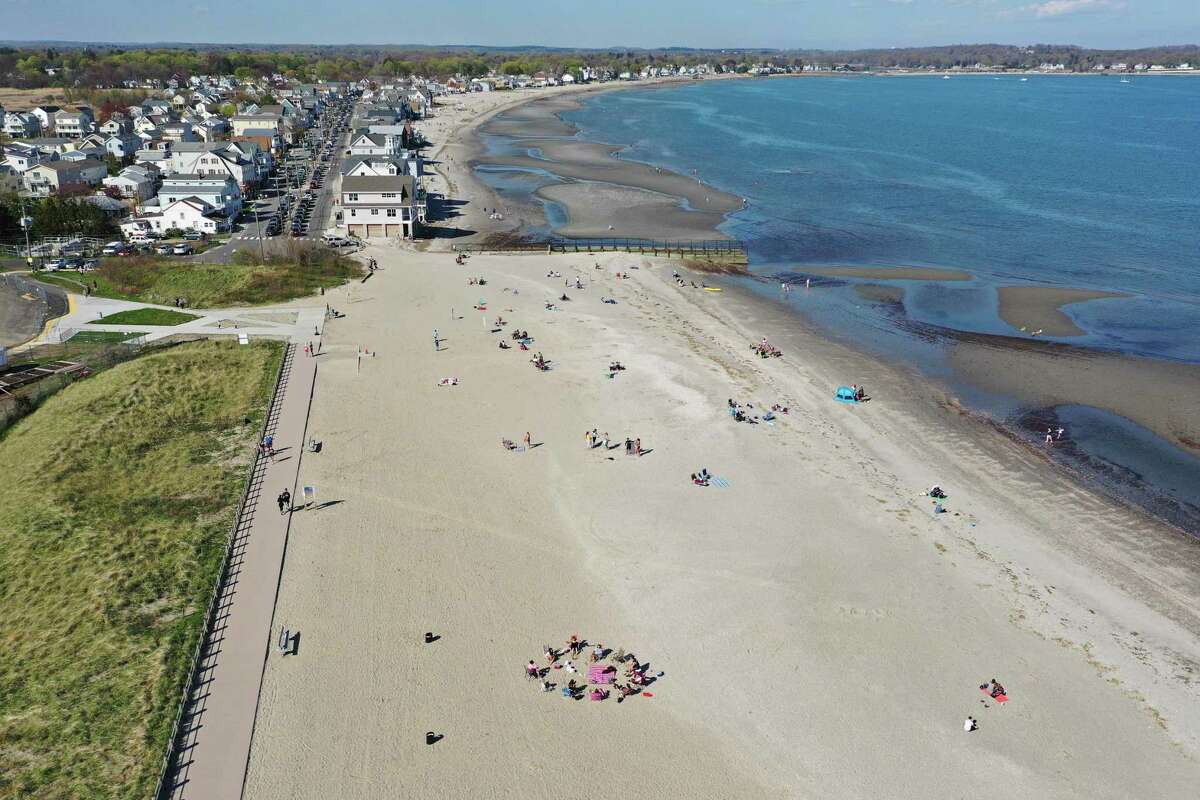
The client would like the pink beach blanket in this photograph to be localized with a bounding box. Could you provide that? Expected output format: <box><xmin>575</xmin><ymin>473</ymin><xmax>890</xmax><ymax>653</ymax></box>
<box><xmin>588</xmin><ymin>665</ymin><xmax>614</xmax><ymax>684</ymax></box>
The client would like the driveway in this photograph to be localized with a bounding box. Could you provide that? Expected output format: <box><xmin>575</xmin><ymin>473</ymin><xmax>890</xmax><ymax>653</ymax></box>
<box><xmin>0</xmin><ymin>271</ymin><xmax>68</xmax><ymax>349</ymax></box>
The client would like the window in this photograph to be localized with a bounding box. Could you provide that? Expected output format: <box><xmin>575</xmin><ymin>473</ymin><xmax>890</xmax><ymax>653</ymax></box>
<box><xmin>382</xmin><ymin>192</ymin><xmax>396</xmax><ymax>198</ymax></box>
<box><xmin>347</xmin><ymin>193</ymin><xmax>358</xmax><ymax>201</ymax></box>
<box><xmin>371</xmin><ymin>209</ymin><xmax>379</xmax><ymax>216</ymax></box>
<box><xmin>349</xmin><ymin>209</ymin><xmax>356</xmax><ymax>217</ymax></box>
<box><xmin>386</xmin><ymin>208</ymin><xmax>396</xmax><ymax>217</ymax></box>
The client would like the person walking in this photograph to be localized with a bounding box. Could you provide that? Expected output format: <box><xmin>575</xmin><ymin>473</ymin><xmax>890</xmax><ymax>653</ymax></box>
<box><xmin>433</xmin><ymin>328</ymin><xmax>440</xmax><ymax>351</ymax></box>
<box><xmin>277</xmin><ymin>489</ymin><xmax>291</xmax><ymax>515</ymax></box>
<box><xmin>523</xmin><ymin>431</ymin><xmax>531</xmax><ymax>448</ymax></box>
<box><xmin>634</xmin><ymin>438</ymin><xmax>642</xmax><ymax>457</ymax></box>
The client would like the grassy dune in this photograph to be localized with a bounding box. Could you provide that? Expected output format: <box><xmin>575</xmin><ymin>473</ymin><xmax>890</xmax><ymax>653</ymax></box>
<box><xmin>0</xmin><ymin>340</ymin><xmax>283</xmax><ymax>800</ymax></box>
<box><xmin>35</xmin><ymin>248</ymin><xmax>362</xmax><ymax>308</ymax></box>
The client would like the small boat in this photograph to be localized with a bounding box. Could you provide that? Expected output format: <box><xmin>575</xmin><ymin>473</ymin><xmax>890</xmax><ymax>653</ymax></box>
<box><xmin>1120</xmin><ymin>78</ymin><xmax>1131</xmax><ymax>84</ymax></box>
<box><xmin>942</xmin><ymin>75</ymin><xmax>951</xmax><ymax>80</ymax></box>
<box><xmin>703</xmin><ymin>287</ymin><xmax>722</xmax><ymax>293</ymax></box>
<box><xmin>1020</xmin><ymin>77</ymin><xmax>1028</xmax><ymax>82</ymax></box>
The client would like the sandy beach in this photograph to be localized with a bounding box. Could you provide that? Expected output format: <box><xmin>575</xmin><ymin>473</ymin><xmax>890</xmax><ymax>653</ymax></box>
<box><xmin>239</xmin><ymin>84</ymin><xmax>1200</xmax><ymax>800</ymax></box>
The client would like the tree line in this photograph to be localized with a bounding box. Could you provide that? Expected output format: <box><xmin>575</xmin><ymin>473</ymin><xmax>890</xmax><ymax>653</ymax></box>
<box><xmin>1</xmin><ymin>43</ymin><xmax>1198</xmax><ymax>90</ymax></box>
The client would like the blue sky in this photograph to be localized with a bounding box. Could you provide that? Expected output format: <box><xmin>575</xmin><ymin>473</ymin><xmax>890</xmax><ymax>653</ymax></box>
<box><xmin>5</xmin><ymin>0</ymin><xmax>1198</xmax><ymax>49</ymax></box>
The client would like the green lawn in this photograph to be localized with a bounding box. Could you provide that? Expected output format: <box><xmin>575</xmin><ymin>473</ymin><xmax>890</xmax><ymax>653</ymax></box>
<box><xmin>0</xmin><ymin>340</ymin><xmax>283</xmax><ymax>800</ymax></box>
<box><xmin>66</xmin><ymin>330</ymin><xmax>143</xmax><ymax>343</ymax></box>
<box><xmin>33</xmin><ymin>248</ymin><xmax>362</xmax><ymax>308</ymax></box>
<box><xmin>89</xmin><ymin>308</ymin><xmax>199</xmax><ymax>326</ymax></box>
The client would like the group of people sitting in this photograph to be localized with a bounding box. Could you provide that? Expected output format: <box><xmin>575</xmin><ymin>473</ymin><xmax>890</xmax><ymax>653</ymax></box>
<box><xmin>691</xmin><ymin>467</ymin><xmax>713</xmax><ymax>486</ymax></box>
<box><xmin>727</xmin><ymin>398</ymin><xmax>758</xmax><ymax>424</ymax></box>
<box><xmin>608</xmin><ymin>361</ymin><xmax>626</xmax><ymax>373</ymax></box>
<box><xmin>531</xmin><ymin>352</ymin><xmax>549</xmax><ymax>371</ymax></box>
<box><xmin>751</xmin><ymin>338</ymin><xmax>783</xmax><ymax>358</ymax></box>
<box><xmin>849</xmin><ymin>384</ymin><xmax>868</xmax><ymax>402</ymax></box>
<box><xmin>454</xmin><ymin>253</ymin><xmax>470</xmax><ymax>265</ymax></box>
<box><xmin>525</xmin><ymin>635</ymin><xmax>657</xmax><ymax>703</ymax></box>
<box><xmin>467</xmin><ymin>276</ymin><xmax>487</xmax><ymax>285</ymax></box>
<box><xmin>600</xmin><ymin>296</ymin><xmax>618</xmax><ymax>304</ymax></box>
<box><xmin>980</xmin><ymin>677</ymin><xmax>1007</xmax><ymax>698</ymax></box>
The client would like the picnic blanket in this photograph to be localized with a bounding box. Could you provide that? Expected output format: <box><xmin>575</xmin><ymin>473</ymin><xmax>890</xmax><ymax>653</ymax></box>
<box><xmin>981</xmin><ymin>688</ymin><xmax>1009</xmax><ymax>703</ymax></box>
<box><xmin>588</xmin><ymin>665</ymin><xmax>614</xmax><ymax>684</ymax></box>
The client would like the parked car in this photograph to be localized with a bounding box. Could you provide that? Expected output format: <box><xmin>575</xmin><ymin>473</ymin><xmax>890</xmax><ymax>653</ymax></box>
<box><xmin>101</xmin><ymin>241</ymin><xmax>124</xmax><ymax>256</ymax></box>
<box><xmin>81</xmin><ymin>259</ymin><xmax>99</xmax><ymax>271</ymax></box>
<box><xmin>172</xmin><ymin>244</ymin><xmax>193</xmax><ymax>255</ymax></box>
<box><xmin>155</xmin><ymin>244</ymin><xmax>173</xmax><ymax>255</ymax></box>
<box><xmin>44</xmin><ymin>257</ymin><xmax>66</xmax><ymax>271</ymax></box>
<box><xmin>63</xmin><ymin>257</ymin><xmax>83</xmax><ymax>270</ymax></box>
<box><xmin>182</xmin><ymin>230</ymin><xmax>207</xmax><ymax>241</ymax></box>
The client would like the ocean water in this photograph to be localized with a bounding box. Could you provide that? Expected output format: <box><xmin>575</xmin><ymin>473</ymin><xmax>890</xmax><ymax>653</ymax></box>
<box><xmin>561</xmin><ymin>76</ymin><xmax>1200</xmax><ymax>363</ymax></box>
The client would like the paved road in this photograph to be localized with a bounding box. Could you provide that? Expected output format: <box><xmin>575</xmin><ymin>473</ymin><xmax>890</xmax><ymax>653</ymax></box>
<box><xmin>0</xmin><ymin>271</ymin><xmax>68</xmax><ymax>349</ymax></box>
<box><xmin>162</xmin><ymin>344</ymin><xmax>318</xmax><ymax>800</ymax></box>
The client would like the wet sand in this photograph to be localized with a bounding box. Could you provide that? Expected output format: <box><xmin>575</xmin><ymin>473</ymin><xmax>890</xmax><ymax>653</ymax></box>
<box><xmin>468</xmin><ymin>92</ymin><xmax>744</xmax><ymax>240</ymax></box>
<box><xmin>942</xmin><ymin>329</ymin><xmax>1200</xmax><ymax>454</ymax></box>
<box><xmin>997</xmin><ymin>286</ymin><xmax>1129</xmax><ymax>337</ymax></box>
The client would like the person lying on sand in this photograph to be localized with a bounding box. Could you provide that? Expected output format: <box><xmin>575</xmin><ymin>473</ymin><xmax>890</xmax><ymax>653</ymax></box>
<box><xmin>590</xmin><ymin>688</ymin><xmax>608</xmax><ymax>702</ymax></box>
<box><xmin>499</xmin><ymin>341</ymin><xmax>510</xmax><ymax>349</ymax></box>
<box><xmin>526</xmin><ymin>661</ymin><xmax>539</xmax><ymax>679</ymax></box>
<box><xmin>691</xmin><ymin>473</ymin><xmax>709</xmax><ymax>486</ymax></box>
<box><xmin>501</xmin><ymin>438</ymin><xmax>517</xmax><ymax>450</ymax></box>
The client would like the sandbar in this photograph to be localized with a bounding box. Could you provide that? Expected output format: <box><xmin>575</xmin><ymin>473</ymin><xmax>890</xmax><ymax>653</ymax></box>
<box><xmin>997</xmin><ymin>285</ymin><xmax>1129</xmax><ymax>337</ymax></box>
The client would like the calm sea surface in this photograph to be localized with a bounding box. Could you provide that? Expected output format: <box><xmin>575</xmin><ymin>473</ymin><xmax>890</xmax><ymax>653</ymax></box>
<box><xmin>543</xmin><ymin>76</ymin><xmax>1200</xmax><ymax>530</ymax></box>
<box><xmin>561</xmin><ymin>75</ymin><xmax>1200</xmax><ymax>363</ymax></box>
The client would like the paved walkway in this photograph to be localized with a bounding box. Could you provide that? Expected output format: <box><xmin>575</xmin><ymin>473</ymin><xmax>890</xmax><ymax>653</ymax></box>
<box><xmin>162</xmin><ymin>343</ymin><xmax>318</xmax><ymax>800</ymax></box>
<box><xmin>38</xmin><ymin>292</ymin><xmax>326</xmax><ymax>345</ymax></box>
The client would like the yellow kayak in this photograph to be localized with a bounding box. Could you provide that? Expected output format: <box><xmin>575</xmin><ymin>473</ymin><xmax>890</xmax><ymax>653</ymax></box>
<box><xmin>703</xmin><ymin>287</ymin><xmax>723</xmax><ymax>292</ymax></box>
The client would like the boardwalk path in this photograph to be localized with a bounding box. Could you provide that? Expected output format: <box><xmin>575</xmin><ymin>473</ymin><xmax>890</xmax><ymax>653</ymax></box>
<box><xmin>162</xmin><ymin>343</ymin><xmax>318</xmax><ymax>800</ymax></box>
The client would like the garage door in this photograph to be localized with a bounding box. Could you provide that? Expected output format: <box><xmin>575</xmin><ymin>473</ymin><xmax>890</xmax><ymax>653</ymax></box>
<box><xmin>367</xmin><ymin>224</ymin><xmax>385</xmax><ymax>237</ymax></box>
<box><xmin>348</xmin><ymin>224</ymin><xmax>365</xmax><ymax>237</ymax></box>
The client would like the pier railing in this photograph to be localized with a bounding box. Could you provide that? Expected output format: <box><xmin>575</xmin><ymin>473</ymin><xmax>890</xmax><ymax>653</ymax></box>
<box><xmin>455</xmin><ymin>237</ymin><xmax>746</xmax><ymax>260</ymax></box>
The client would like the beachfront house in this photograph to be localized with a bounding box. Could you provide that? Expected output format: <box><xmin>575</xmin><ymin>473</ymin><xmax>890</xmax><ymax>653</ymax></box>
<box><xmin>340</xmin><ymin>174</ymin><xmax>423</xmax><ymax>239</ymax></box>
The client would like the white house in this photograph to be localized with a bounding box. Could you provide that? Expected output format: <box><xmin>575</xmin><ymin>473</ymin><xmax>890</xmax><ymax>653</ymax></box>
<box><xmin>30</xmin><ymin>105</ymin><xmax>62</xmax><ymax>133</ymax></box>
<box><xmin>53</xmin><ymin>109</ymin><xmax>94</xmax><ymax>138</ymax></box>
<box><xmin>154</xmin><ymin>173</ymin><xmax>242</xmax><ymax>218</ymax></box>
<box><xmin>103</xmin><ymin>165</ymin><xmax>159</xmax><ymax>201</ymax></box>
<box><xmin>134</xmin><ymin>197</ymin><xmax>229</xmax><ymax>234</ymax></box>
<box><xmin>340</xmin><ymin>174</ymin><xmax>423</xmax><ymax>239</ymax></box>
<box><xmin>347</xmin><ymin>132</ymin><xmax>400</xmax><ymax>157</ymax></box>
<box><xmin>2</xmin><ymin>143</ymin><xmax>53</xmax><ymax>174</ymax></box>
<box><xmin>163</xmin><ymin>143</ymin><xmax>260</xmax><ymax>189</ymax></box>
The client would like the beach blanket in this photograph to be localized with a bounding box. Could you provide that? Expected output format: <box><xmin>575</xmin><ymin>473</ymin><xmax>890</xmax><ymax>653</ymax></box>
<box><xmin>588</xmin><ymin>665</ymin><xmax>614</xmax><ymax>684</ymax></box>
<box><xmin>710</xmin><ymin>476</ymin><xmax>731</xmax><ymax>489</ymax></box>
<box><xmin>981</xmin><ymin>688</ymin><xmax>1009</xmax><ymax>703</ymax></box>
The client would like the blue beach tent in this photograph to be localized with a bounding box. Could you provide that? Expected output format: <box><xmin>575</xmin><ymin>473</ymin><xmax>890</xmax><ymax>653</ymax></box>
<box><xmin>835</xmin><ymin>386</ymin><xmax>859</xmax><ymax>404</ymax></box>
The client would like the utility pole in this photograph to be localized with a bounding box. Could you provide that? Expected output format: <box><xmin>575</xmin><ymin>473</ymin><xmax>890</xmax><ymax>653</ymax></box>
<box><xmin>18</xmin><ymin>196</ymin><xmax>34</xmax><ymax>270</ymax></box>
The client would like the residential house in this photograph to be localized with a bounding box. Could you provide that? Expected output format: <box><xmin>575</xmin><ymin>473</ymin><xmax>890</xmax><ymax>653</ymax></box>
<box><xmin>103</xmin><ymin>165</ymin><xmax>159</xmax><ymax>201</ymax></box>
<box><xmin>347</xmin><ymin>132</ymin><xmax>399</xmax><ymax>157</ymax></box>
<box><xmin>100</xmin><ymin>114</ymin><xmax>132</xmax><ymax>136</ymax></box>
<box><xmin>0</xmin><ymin>163</ymin><xmax>21</xmax><ymax>194</ymax></box>
<box><xmin>2</xmin><ymin>143</ymin><xmax>53</xmax><ymax>174</ymax></box>
<box><xmin>60</xmin><ymin>146</ymin><xmax>107</xmax><ymax>163</ymax></box>
<box><xmin>104</xmin><ymin>134</ymin><xmax>141</xmax><ymax>160</ymax></box>
<box><xmin>340</xmin><ymin>174</ymin><xmax>423</xmax><ymax>239</ymax></box>
<box><xmin>30</xmin><ymin>105</ymin><xmax>62</xmax><ymax>133</ymax></box>
<box><xmin>154</xmin><ymin>173</ymin><xmax>242</xmax><ymax>218</ymax></box>
<box><xmin>53</xmin><ymin>108</ymin><xmax>95</xmax><ymax>138</ymax></box>
<box><xmin>342</xmin><ymin>156</ymin><xmax>403</xmax><ymax>177</ymax></box>
<box><xmin>135</xmin><ymin>197</ymin><xmax>230</xmax><ymax>234</ymax></box>
<box><xmin>163</xmin><ymin>142</ymin><xmax>262</xmax><ymax>190</ymax></box>
<box><xmin>23</xmin><ymin>159</ymin><xmax>107</xmax><ymax>196</ymax></box>
<box><xmin>4</xmin><ymin>112</ymin><xmax>41</xmax><ymax>138</ymax></box>
<box><xmin>230</xmin><ymin>113</ymin><xmax>282</xmax><ymax>137</ymax></box>
<box><xmin>161</xmin><ymin>121</ymin><xmax>198</xmax><ymax>143</ymax></box>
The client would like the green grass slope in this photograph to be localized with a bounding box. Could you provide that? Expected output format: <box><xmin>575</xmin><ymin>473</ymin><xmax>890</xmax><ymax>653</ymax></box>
<box><xmin>0</xmin><ymin>339</ymin><xmax>283</xmax><ymax>800</ymax></box>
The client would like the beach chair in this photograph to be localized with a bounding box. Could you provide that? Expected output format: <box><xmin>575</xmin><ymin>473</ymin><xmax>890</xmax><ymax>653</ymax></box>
<box><xmin>278</xmin><ymin>627</ymin><xmax>292</xmax><ymax>655</ymax></box>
